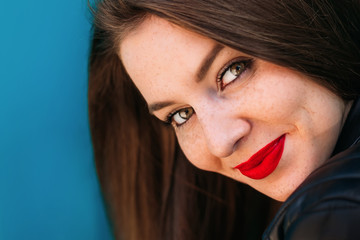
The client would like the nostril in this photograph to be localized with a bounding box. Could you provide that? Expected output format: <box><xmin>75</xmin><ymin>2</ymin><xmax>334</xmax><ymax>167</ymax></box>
<box><xmin>232</xmin><ymin>138</ymin><xmax>242</xmax><ymax>153</ymax></box>
<box><xmin>207</xmin><ymin>138</ymin><xmax>236</xmax><ymax>158</ymax></box>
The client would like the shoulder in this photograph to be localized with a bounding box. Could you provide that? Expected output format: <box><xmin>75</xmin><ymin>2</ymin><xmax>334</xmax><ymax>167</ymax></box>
<box><xmin>263</xmin><ymin>143</ymin><xmax>360</xmax><ymax>240</ymax></box>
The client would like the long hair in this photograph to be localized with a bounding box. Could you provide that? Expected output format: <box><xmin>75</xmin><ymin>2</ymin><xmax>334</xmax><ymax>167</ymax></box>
<box><xmin>88</xmin><ymin>1</ymin><xmax>360</xmax><ymax>239</ymax></box>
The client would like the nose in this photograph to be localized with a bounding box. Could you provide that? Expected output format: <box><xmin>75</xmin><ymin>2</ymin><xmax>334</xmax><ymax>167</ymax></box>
<box><xmin>196</xmin><ymin>104</ymin><xmax>251</xmax><ymax>158</ymax></box>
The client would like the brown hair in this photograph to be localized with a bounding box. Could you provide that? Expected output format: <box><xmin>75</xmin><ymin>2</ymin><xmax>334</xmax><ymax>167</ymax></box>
<box><xmin>88</xmin><ymin>0</ymin><xmax>360</xmax><ymax>239</ymax></box>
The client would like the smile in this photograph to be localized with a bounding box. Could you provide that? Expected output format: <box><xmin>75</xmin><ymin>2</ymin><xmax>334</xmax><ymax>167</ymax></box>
<box><xmin>234</xmin><ymin>134</ymin><xmax>286</xmax><ymax>180</ymax></box>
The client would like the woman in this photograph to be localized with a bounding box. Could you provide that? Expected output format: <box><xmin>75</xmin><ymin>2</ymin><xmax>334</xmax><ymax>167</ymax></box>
<box><xmin>88</xmin><ymin>0</ymin><xmax>360</xmax><ymax>239</ymax></box>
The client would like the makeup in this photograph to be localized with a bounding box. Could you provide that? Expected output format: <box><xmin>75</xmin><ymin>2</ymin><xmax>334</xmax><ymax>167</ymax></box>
<box><xmin>235</xmin><ymin>135</ymin><xmax>286</xmax><ymax>180</ymax></box>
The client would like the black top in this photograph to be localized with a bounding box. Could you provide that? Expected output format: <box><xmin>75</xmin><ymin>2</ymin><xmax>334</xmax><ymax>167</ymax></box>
<box><xmin>263</xmin><ymin>99</ymin><xmax>360</xmax><ymax>240</ymax></box>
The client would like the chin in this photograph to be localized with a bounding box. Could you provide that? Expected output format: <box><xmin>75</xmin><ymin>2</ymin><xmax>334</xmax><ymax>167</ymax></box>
<box><xmin>252</xmin><ymin>176</ymin><xmax>304</xmax><ymax>202</ymax></box>
<box><xmin>270</xmin><ymin>192</ymin><xmax>290</xmax><ymax>202</ymax></box>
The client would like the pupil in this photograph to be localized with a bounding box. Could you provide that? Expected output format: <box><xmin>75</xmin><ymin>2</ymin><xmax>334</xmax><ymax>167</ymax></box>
<box><xmin>231</xmin><ymin>63</ymin><xmax>243</xmax><ymax>75</ymax></box>
<box><xmin>180</xmin><ymin>108</ymin><xmax>192</xmax><ymax>119</ymax></box>
<box><xmin>180</xmin><ymin>109</ymin><xmax>189</xmax><ymax>118</ymax></box>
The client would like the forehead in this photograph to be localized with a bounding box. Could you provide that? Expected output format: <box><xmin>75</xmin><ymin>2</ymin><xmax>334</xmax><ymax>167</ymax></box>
<box><xmin>120</xmin><ymin>16</ymin><xmax>212</xmax><ymax>59</ymax></box>
<box><xmin>119</xmin><ymin>16</ymin><xmax>215</xmax><ymax>101</ymax></box>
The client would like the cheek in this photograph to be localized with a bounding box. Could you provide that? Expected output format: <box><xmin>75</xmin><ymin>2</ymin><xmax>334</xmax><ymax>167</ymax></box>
<box><xmin>242</xmin><ymin>68</ymin><xmax>307</xmax><ymax>121</ymax></box>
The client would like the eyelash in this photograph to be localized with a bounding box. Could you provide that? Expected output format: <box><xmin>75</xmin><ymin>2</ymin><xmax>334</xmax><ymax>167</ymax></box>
<box><xmin>166</xmin><ymin>109</ymin><xmax>177</xmax><ymax>124</ymax></box>
<box><xmin>216</xmin><ymin>57</ymin><xmax>253</xmax><ymax>91</ymax></box>
<box><xmin>165</xmin><ymin>108</ymin><xmax>193</xmax><ymax>128</ymax></box>
<box><xmin>165</xmin><ymin>57</ymin><xmax>253</xmax><ymax>128</ymax></box>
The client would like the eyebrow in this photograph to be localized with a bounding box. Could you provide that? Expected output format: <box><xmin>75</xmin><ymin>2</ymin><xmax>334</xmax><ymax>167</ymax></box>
<box><xmin>148</xmin><ymin>101</ymin><xmax>176</xmax><ymax>114</ymax></box>
<box><xmin>148</xmin><ymin>43</ymin><xmax>224</xmax><ymax>114</ymax></box>
<box><xmin>196</xmin><ymin>43</ymin><xmax>224</xmax><ymax>82</ymax></box>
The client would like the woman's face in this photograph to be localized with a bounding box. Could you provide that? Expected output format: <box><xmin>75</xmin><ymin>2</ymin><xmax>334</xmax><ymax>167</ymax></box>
<box><xmin>120</xmin><ymin>16</ymin><xmax>350</xmax><ymax>201</ymax></box>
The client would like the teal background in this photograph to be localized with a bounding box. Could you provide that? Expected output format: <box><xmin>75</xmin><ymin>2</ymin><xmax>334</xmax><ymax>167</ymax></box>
<box><xmin>0</xmin><ymin>0</ymin><xmax>113</xmax><ymax>239</ymax></box>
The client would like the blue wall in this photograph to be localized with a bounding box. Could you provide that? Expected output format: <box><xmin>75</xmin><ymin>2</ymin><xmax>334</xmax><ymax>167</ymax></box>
<box><xmin>0</xmin><ymin>0</ymin><xmax>113</xmax><ymax>239</ymax></box>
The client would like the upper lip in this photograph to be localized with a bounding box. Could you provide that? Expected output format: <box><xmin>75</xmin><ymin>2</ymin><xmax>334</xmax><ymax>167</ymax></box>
<box><xmin>234</xmin><ymin>134</ymin><xmax>286</xmax><ymax>179</ymax></box>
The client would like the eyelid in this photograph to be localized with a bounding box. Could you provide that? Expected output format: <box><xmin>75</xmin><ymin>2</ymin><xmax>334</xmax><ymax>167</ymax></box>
<box><xmin>165</xmin><ymin>107</ymin><xmax>194</xmax><ymax>128</ymax></box>
<box><xmin>165</xmin><ymin>106</ymin><xmax>188</xmax><ymax>124</ymax></box>
<box><xmin>165</xmin><ymin>108</ymin><xmax>179</xmax><ymax>124</ymax></box>
<box><xmin>216</xmin><ymin>56</ymin><xmax>253</xmax><ymax>91</ymax></box>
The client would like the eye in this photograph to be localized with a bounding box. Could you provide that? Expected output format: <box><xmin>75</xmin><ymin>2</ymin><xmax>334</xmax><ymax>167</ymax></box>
<box><xmin>167</xmin><ymin>107</ymin><xmax>194</xmax><ymax>127</ymax></box>
<box><xmin>217</xmin><ymin>58</ymin><xmax>252</xmax><ymax>91</ymax></box>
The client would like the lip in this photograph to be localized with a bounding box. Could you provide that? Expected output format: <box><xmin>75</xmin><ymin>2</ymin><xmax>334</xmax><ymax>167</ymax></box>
<box><xmin>234</xmin><ymin>134</ymin><xmax>286</xmax><ymax>180</ymax></box>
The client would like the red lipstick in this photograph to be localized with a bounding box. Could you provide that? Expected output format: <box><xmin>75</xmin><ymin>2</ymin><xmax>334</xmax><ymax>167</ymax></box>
<box><xmin>235</xmin><ymin>135</ymin><xmax>286</xmax><ymax>180</ymax></box>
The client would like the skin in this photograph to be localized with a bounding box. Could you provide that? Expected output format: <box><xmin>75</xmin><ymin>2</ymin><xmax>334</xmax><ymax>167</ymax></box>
<box><xmin>120</xmin><ymin>16</ymin><xmax>351</xmax><ymax>201</ymax></box>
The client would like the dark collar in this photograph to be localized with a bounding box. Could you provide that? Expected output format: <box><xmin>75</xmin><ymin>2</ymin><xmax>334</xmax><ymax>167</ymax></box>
<box><xmin>332</xmin><ymin>98</ymin><xmax>360</xmax><ymax>156</ymax></box>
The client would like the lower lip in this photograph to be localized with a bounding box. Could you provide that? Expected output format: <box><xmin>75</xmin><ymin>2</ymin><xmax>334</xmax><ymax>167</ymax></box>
<box><xmin>234</xmin><ymin>134</ymin><xmax>286</xmax><ymax>180</ymax></box>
